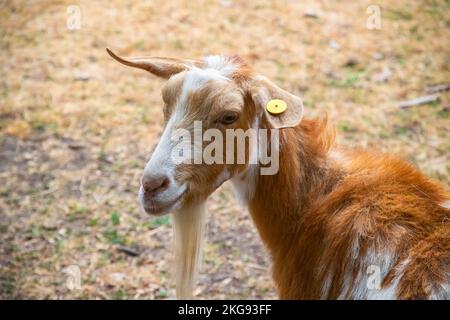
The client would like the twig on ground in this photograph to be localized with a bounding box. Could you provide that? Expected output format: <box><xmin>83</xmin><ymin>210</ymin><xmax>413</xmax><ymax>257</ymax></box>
<box><xmin>117</xmin><ymin>245</ymin><xmax>141</xmax><ymax>257</ymax></box>
<box><xmin>399</xmin><ymin>94</ymin><xmax>439</xmax><ymax>109</ymax></box>
<box><xmin>425</xmin><ymin>83</ymin><xmax>450</xmax><ymax>94</ymax></box>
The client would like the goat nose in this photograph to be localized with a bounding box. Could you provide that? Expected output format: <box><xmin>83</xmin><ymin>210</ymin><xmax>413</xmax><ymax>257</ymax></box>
<box><xmin>142</xmin><ymin>175</ymin><xmax>170</xmax><ymax>195</ymax></box>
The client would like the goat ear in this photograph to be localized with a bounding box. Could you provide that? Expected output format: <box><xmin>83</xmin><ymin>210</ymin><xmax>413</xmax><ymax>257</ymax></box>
<box><xmin>106</xmin><ymin>48</ymin><xmax>201</xmax><ymax>79</ymax></box>
<box><xmin>248</xmin><ymin>76</ymin><xmax>304</xmax><ymax>129</ymax></box>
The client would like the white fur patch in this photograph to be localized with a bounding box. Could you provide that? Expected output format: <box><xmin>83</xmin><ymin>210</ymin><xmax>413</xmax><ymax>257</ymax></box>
<box><xmin>178</xmin><ymin>67</ymin><xmax>229</xmax><ymax>109</ymax></box>
<box><xmin>366</xmin><ymin>258</ymin><xmax>410</xmax><ymax>300</ymax></box>
<box><xmin>230</xmin><ymin>118</ymin><xmax>259</xmax><ymax>205</ymax></box>
<box><xmin>440</xmin><ymin>201</ymin><xmax>450</xmax><ymax>210</ymax></box>
<box><xmin>231</xmin><ymin>165</ymin><xmax>258</xmax><ymax>206</ymax></box>
<box><xmin>430</xmin><ymin>278</ymin><xmax>450</xmax><ymax>300</ymax></box>
<box><xmin>320</xmin><ymin>251</ymin><xmax>407</xmax><ymax>300</ymax></box>
<box><xmin>204</xmin><ymin>55</ymin><xmax>237</xmax><ymax>77</ymax></box>
<box><xmin>336</xmin><ymin>245</ymin><xmax>397</xmax><ymax>300</ymax></box>
<box><xmin>144</xmin><ymin>113</ymin><xmax>178</xmax><ymax>176</ymax></box>
<box><xmin>320</xmin><ymin>271</ymin><xmax>333</xmax><ymax>299</ymax></box>
<box><xmin>141</xmin><ymin>107</ymin><xmax>187</xmax><ymax>208</ymax></box>
<box><xmin>329</xmin><ymin>150</ymin><xmax>347</xmax><ymax>163</ymax></box>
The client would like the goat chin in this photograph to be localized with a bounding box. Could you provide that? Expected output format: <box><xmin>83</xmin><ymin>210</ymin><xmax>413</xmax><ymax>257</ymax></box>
<box><xmin>172</xmin><ymin>201</ymin><xmax>206</xmax><ymax>299</ymax></box>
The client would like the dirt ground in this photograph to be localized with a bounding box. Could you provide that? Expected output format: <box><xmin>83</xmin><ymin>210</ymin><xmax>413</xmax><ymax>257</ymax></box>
<box><xmin>0</xmin><ymin>0</ymin><xmax>449</xmax><ymax>299</ymax></box>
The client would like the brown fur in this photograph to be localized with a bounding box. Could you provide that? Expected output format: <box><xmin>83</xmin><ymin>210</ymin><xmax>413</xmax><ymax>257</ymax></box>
<box><xmin>249</xmin><ymin>118</ymin><xmax>450</xmax><ymax>299</ymax></box>
<box><xmin>108</xmin><ymin>49</ymin><xmax>450</xmax><ymax>299</ymax></box>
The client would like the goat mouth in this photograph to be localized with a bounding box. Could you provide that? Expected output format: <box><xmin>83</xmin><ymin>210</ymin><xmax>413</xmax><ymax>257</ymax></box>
<box><xmin>143</xmin><ymin>191</ymin><xmax>186</xmax><ymax>216</ymax></box>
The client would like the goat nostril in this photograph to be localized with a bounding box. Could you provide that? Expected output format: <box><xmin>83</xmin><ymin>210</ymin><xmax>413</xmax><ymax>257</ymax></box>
<box><xmin>142</xmin><ymin>175</ymin><xmax>170</xmax><ymax>195</ymax></box>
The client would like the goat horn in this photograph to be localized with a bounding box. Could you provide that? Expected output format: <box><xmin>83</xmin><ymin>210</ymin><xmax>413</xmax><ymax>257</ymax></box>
<box><xmin>106</xmin><ymin>48</ymin><xmax>200</xmax><ymax>78</ymax></box>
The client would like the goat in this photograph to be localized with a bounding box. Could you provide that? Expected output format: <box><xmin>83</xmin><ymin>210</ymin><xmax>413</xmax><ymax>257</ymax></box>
<box><xmin>107</xmin><ymin>48</ymin><xmax>450</xmax><ymax>300</ymax></box>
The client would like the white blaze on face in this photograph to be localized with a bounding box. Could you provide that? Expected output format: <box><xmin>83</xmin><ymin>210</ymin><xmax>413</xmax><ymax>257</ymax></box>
<box><xmin>139</xmin><ymin>111</ymin><xmax>187</xmax><ymax>207</ymax></box>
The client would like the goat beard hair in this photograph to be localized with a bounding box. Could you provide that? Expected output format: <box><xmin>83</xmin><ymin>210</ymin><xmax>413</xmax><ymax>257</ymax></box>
<box><xmin>172</xmin><ymin>201</ymin><xmax>206</xmax><ymax>299</ymax></box>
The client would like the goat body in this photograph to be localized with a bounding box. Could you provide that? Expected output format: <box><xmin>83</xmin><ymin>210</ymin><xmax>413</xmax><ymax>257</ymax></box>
<box><xmin>108</xmin><ymin>49</ymin><xmax>450</xmax><ymax>299</ymax></box>
<box><xmin>241</xmin><ymin>118</ymin><xmax>450</xmax><ymax>299</ymax></box>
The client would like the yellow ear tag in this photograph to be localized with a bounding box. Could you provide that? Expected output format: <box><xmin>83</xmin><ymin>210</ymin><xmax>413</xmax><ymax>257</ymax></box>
<box><xmin>266</xmin><ymin>99</ymin><xmax>287</xmax><ymax>115</ymax></box>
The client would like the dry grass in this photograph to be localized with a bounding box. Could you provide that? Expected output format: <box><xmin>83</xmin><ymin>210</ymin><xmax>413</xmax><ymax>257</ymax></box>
<box><xmin>0</xmin><ymin>0</ymin><xmax>449</xmax><ymax>299</ymax></box>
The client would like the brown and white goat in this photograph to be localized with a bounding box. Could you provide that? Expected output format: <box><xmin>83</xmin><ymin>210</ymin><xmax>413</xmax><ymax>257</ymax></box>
<box><xmin>107</xmin><ymin>49</ymin><xmax>450</xmax><ymax>300</ymax></box>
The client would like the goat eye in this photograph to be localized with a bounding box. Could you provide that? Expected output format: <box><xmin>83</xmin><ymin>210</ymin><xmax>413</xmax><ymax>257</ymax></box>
<box><xmin>219</xmin><ymin>112</ymin><xmax>239</xmax><ymax>125</ymax></box>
